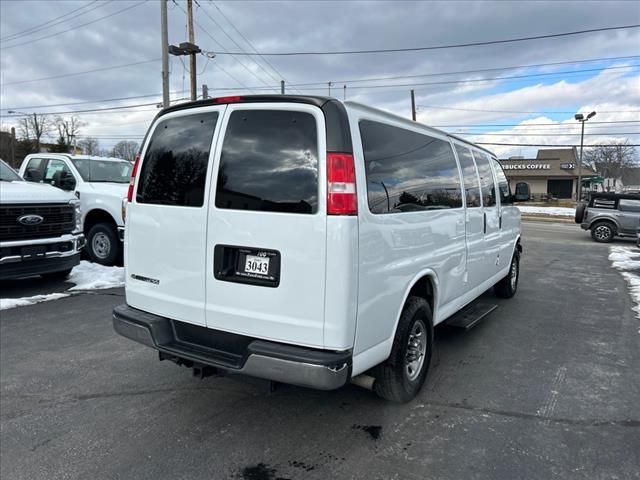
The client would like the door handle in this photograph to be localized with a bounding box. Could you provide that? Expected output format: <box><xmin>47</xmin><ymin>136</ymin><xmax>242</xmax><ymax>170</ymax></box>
<box><xmin>484</xmin><ymin>212</ymin><xmax>487</xmax><ymax>234</ymax></box>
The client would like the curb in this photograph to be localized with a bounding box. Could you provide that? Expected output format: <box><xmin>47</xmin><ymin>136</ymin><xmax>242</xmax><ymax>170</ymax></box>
<box><xmin>521</xmin><ymin>215</ymin><xmax>574</xmax><ymax>224</ymax></box>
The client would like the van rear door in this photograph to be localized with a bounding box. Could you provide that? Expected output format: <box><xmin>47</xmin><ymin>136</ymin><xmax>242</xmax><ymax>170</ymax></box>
<box><xmin>126</xmin><ymin>106</ymin><xmax>225</xmax><ymax>326</ymax></box>
<box><xmin>204</xmin><ymin>103</ymin><xmax>328</xmax><ymax>348</ymax></box>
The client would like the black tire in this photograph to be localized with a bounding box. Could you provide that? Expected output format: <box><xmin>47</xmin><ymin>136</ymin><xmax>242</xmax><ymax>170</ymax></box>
<box><xmin>590</xmin><ymin>221</ymin><xmax>616</xmax><ymax>243</ymax></box>
<box><xmin>86</xmin><ymin>222</ymin><xmax>119</xmax><ymax>265</ymax></box>
<box><xmin>373</xmin><ymin>297</ymin><xmax>433</xmax><ymax>403</ymax></box>
<box><xmin>575</xmin><ymin>202</ymin><xmax>587</xmax><ymax>224</ymax></box>
<box><xmin>41</xmin><ymin>268</ymin><xmax>73</xmax><ymax>281</ymax></box>
<box><xmin>494</xmin><ymin>250</ymin><xmax>520</xmax><ymax>299</ymax></box>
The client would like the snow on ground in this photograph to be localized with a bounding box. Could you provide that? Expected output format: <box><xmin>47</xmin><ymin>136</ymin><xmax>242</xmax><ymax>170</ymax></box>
<box><xmin>516</xmin><ymin>206</ymin><xmax>575</xmax><ymax>217</ymax></box>
<box><xmin>0</xmin><ymin>261</ymin><xmax>125</xmax><ymax>310</ymax></box>
<box><xmin>68</xmin><ymin>260</ymin><xmax>125</xmax><ymax>291</ymax></box>
<box><xmin>609</xmin><ymin>246</ymin><xmax>640</xmax><ymax>323</ymax></box>
<box><xmin>0</xmin><ymin>293</ymin><xmax>70</xmax><ymax>311</ymax></box>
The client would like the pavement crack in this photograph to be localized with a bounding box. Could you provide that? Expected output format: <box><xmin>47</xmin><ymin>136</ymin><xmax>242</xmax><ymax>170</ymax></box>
<box><xmin>422</xmin><ymin>400</ymin><xmax>639</xmax><ymax>428</ymax></box>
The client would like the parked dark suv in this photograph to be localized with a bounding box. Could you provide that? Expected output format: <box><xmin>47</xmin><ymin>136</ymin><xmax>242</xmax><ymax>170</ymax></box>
<box><xmin>576</xmin><ymin>192</ymin><xmax>640</xmax><ymax>243</ymax></box>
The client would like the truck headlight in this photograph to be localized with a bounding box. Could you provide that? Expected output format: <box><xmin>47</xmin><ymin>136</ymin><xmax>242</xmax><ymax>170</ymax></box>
<box><xmin>71</xmin><ymin>200</ymin><xmax>82</xmax><ymax>233</ymax></box>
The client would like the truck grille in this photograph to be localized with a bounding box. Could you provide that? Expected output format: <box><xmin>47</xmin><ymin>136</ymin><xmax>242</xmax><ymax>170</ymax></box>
<box><xmin>0</xmin><ymin>204</ymin><xmax>75</xmax><ymax>242</ymax></box>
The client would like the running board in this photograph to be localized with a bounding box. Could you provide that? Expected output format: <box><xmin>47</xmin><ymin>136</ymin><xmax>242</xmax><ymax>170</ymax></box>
<box><xmin>446</xmin><ymin>301</ymin><xmax>498</xmax><ymax>330</ymax></box>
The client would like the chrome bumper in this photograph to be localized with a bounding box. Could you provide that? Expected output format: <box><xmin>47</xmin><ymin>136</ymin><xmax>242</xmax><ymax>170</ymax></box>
<box><xmin>0</xmin><ymin>233</ymin><xmax>85</xmax><ymax>265</ymax></box>
<box><xmin>112</xmin><ymin>304</ymin><xmax>351</xmax><ymax>391</ymax></box>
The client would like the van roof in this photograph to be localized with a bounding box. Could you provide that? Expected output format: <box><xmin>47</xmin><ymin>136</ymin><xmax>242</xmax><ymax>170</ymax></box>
<box><xmin>155</xmin><ymin>95</ymin><xmax>495</xmax><ymax>157</ymax></box>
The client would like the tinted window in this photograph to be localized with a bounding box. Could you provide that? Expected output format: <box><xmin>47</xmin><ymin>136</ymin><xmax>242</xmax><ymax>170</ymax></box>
<box><xmin>137</xmin><ymin>112</ymin><xmax>218</xmax><ymax>207</ymax></box>
<box><xmin>619</xmin><ymin>199</ymin><xmax>640</xmax><ymax>212</ymax></box>
<box><xmin>72</xmin><ymin>159</ymin><xmax>131</xmax><ymax>183</ymax></box>
<box><xmin>473</xmin><ymin>151</ymin><xmax>496</xmax><ymax>207</ymax></box>
<box><xmin>360</xmin><ymin>121</ymin><xmax>462</xmax><ymax>214</ymax></box>
<box><xmin>454</xmin><ymin>145</ymin><xmax>481</xmax><ymax>208</ymax></box>
<box><xmin>215</xmin><ymin>110</ymin><xmax>319</xmax><ymax>214</ymax></box>
<box><xmin>492</xmin><ymin>159</ymin><xmax>512</xmax><ymax>204</ymax></box>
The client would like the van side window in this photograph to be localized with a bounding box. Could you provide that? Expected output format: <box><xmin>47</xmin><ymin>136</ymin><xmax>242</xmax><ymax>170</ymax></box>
<box><xmin>492</xmin><ymin>158</ymin><xmax>512</xmax><ymax>204</ymax></box>
<box><xmin>137</xmin><ymin>112</ymin><xmax>218</xmax><ymax>207</ymax></box>
<box><xmin>454</xmin><ymin>145</ymin><xmax>481</xmax><ymax>208</ymax></box>
<box><xmin>359</xmin><ymin>120</ymin><xmax>463</xmax><ymax>214</ymax></box>
<box><xmin>215</xmin><ymin>110</ymin><xmax>319</xmax><ymax>214</ymax></box>
<box><xmin>473</xmin><ymin>151</ymin><xmax>496</xmax><ymax>207</ymax></box>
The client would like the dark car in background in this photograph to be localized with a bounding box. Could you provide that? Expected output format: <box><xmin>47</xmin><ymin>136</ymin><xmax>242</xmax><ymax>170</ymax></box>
<box><xmin>576</xmin><ymin>192</ymin><xmax>640</xmax><ymax>243</ymax></box>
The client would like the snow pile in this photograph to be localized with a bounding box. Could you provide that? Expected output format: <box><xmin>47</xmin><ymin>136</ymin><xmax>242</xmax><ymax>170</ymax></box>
<box><xmin>0</xmin><ymin>293</ymin><xmax>70</xmax><ymax>311</ymax></box>
<box><xmin>516</xmin><ymin>206</ymin><xmax>575</xmax><ymax>217</ymax></box>
<box><xmin>609</xmin><ymin>246</ymin><xmax>640</xmax><ymax>321</ymax></box>
<box><xmin>68</xmin><ymin>261</ymin><xmax>125</xmax><ymax>291</ymax></box>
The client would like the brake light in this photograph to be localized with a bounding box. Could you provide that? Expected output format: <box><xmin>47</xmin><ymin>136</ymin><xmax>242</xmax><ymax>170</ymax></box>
<box><xmin>212</xmin><ymin>95</ymin><xmax>243</xmax><ymax>104</ymax></box>
<box><xmin>127</xmin><ymin>154</ymin><xmax>140</xmax><ymax>202</ymax></box>
<box><xmin>327</xmin><ymin>152</ymin><xmax>357</xmax><ymax>215</ymax></box>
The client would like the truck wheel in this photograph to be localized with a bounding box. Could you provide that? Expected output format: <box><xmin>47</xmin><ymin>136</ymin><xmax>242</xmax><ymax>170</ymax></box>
<box><xmin>590</xmin><ymin>221</ymin><xmax>615</xmax><ymax>243</ymax></box>
<box><xmin>574</xmin><ymin>202</ymin><xmax>587</xmax><ymax>224</ymax></box>
<box><xmin>373</xmin><ymin>297</ymin><xmax>433</xmax><ymax>403</ymax></box>
<box><xmin>494</xmin><ymin>250</ymin><xmax>520</xmax><ymax>299</ymax></box>
<box><xmin>87</xmin><ymin>223</ymin><xmax>119</xmax><ymax>265</ymax></box>
<box><xmin>42</xmin><ymin>268</ymin><xmax>73</xmax><ymax>281</ymax></box>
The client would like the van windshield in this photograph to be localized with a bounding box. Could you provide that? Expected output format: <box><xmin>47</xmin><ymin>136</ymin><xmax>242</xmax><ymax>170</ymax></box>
<box><xmin>72</xmin><ymin>159</ymin><xmax>132</xmax><ymax>183</ymax></box>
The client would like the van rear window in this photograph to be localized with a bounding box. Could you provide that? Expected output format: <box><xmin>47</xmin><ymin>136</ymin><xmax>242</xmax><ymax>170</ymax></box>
<box><xmin>136</xmin><ymin>112</ymin><xmax>218</xmax><ymax>207</ymax></box>
<box><xmin>215</xmin><ymin>110</ymin><xmax>318</xmax><ymax>214</ymax></box>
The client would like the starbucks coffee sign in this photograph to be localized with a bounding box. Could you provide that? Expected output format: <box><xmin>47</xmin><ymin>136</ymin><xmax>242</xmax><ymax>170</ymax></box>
<box><xmin>502</xmin><ymin>163</ymin><xmax>551</xmax><ymax>170</ymax></box>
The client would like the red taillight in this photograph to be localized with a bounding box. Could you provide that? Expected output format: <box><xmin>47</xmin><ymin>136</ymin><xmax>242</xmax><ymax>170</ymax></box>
<box><xmin>127</xmin><ymin>154</ymin><xmax>140</xmax><ymax>202</ymax></box>
<box><xmin>327</xmin><ymin>152</ymin><xmax>357</xmax><ymax>215</ymax></box>
<box><xmin>212</xmin><ymin>95</ymin><xmax>243</xmax><ymax>104</ymax></box>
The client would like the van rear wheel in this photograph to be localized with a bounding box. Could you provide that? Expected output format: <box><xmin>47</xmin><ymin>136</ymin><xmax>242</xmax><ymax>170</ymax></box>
<box><xmin>494</xmin><ymin>250</ymin><xmax>520</xmax><ymax>298</ymax></box>
<box><xmin>373</xmin><ymin>296</ymin><xmax>433</xmax><ymax>403</ymax></box>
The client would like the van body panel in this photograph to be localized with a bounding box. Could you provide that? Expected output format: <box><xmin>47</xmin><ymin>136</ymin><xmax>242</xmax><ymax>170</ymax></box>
<box><xmin>346</xmin><ymin>104</ymin><xmax>468</xmax><ymax>358</ymax></box>
<box><xmin>204</xmin><ymin>103</ymin><xmax>329</xmax><ymax>348</ymax></box>
<box><xmin>125</xmin><ymin>106</ymin><xmax>226</xmax><ymax>326</ymax></box>
<box><xmin>323</xmin><ymin>216</ymin><xmax>359</xmax><ymax>350</ymax></box>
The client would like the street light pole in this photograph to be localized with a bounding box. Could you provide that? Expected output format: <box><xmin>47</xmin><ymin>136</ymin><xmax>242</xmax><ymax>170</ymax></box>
<box><xmin>574</xmin><ymin>111</ymin><xmax>596</xmax><ymax>202</ymax></box>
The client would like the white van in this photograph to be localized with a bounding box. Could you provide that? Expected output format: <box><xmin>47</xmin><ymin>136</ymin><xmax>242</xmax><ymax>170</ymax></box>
<box><xmin>113</xmin><ymin>95</ymin><xmax>521</xmax><ymax>402</ymax></box>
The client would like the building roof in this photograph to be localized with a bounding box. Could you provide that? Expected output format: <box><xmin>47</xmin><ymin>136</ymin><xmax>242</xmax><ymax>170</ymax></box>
<box><xmin>499</xmin><ymin>148</ymin><xmax>597</xmax><ymax>177</ymax></box>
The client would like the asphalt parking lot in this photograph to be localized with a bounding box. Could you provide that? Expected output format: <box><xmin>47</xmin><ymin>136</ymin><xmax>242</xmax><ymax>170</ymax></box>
<box><xmin>1</xmin><ymin>222</ymin><xmax>638</xmax><ymax>480</ymax></box>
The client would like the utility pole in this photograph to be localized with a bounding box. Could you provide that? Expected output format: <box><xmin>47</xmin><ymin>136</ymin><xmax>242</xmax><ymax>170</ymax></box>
<box><xmin>328</xmin><ymin>81</ymin><xmax>332</xmax><ymax>96</ymax></box>
<box><xmin>187</xmin><ymin>0</ymin><xmax>197</xmax><ymax>101</ymax></box>
<box><xmin>160</xmin><ymin>0</ymin><xmax>170</xmax><ymax>108</ymax></box>
<box><xmin>410</xmin><ymin>90</ymin><xmax>416</xmax><ymax>121</ymax></box>
<box><xmin>343</xmin><ymin>85</ymin><xmax>346</xmax><ymax>101</ymax></box>
<box><xmin>10</xmin><ymin>127</ymin><xmax>15</xmax><ymax>166</ymax></box>
<box><xmin>202</xmin><ymin>84</ymin><xmax>209</xmax><ymax>99</ymax></box>
<box><xmin>281</xmin><ymin>80</ymin><xmax>285</xmax><ymax>94</ymax></box>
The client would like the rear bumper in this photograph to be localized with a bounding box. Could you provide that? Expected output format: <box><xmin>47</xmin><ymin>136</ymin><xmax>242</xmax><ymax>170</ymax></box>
<box><xmin>112</xmin><ymin>304</ymin><xmax>351</xmax><ymax>391</ymax></box>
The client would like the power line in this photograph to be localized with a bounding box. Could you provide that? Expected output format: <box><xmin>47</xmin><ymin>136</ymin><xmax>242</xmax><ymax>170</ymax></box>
<box><xmin>195</xmin><ymin>0</ymin><xmax>278</xmax><ymax>88</ymax></box>
<box><xmin>432</xmin><ymin>121</ymin><xmax>640</xmax><ymax>127</ymax></box>
<box><xmin>209</xmin><ymin>1</ymin><xmax>302</xmax><ymax>94</ymax></box>
<box><xmin>0</xmin><ymin>1</ymin><xmax>148</xmax><ymax>50</ymax></box>
<box><xmin>2</xmin><ymin>91</ymin><xmax>187</xmax><ymax>111</ymax></box>
<box><xmin>0</xmin><ymin>0</ymin><xmax>102</xmax><ymax>41</ymax></box>
<box><xmin>457</xmin><ymin>132</ymin><xmax>640</xmax><ymax>136</ymax></box>
<box><xmin>210</xmin><ymin>24</ymin><xmax>640</xmax><ymax>56</ymax></box>
<box><xmin>418</xmin><ymin>104</ymin><xmax>640</xmax><ymax>115</ymax></box>
<box><xmin>478</xmin><ymin>142</ymin><xmax>640</xmax><ymax>147</ymax></box>
<box><xmin>292</xmin><ymin>55</ymin><xmax>640</xmax><ymax>86</ymax></box>
<box><xmin>2</xmin><ymin>59</ymin><xmax>160</xmax><ymax>86</ymax></box>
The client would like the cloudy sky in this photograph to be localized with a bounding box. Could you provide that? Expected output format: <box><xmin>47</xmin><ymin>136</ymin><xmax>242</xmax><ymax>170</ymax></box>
<box><xmin>1</xmin><ymin>0</ymin><xmax>638</xmax><ymax>157</ymax></box>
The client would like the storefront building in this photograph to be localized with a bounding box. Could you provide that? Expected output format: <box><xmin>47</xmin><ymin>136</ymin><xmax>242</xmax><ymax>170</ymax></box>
<box><xmin>499</xmin><ymin>148</ymin><xmax>600</xmax><ymax>200</ymax></box>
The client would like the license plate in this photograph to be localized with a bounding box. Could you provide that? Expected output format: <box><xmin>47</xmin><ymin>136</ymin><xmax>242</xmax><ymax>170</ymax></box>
<box><xmin>244</xmin><ymin>255</ymin><xmax>269</xmax><ymax>275</ymax></box>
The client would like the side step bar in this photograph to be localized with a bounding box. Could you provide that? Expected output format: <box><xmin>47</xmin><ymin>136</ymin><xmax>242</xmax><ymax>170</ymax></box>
<box><xmin>446</xmin><ymin>301</ymin><xmax>498</xmax><ymax>330</ymax></box>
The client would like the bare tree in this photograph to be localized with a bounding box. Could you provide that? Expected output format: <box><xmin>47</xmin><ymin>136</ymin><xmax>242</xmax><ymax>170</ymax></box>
<box><xmin>18</xmin><ymin>113</ymin><xmax>52</xmax><ymax>152</ymax></box>
<box><xmin>111</xmin><ymin>140</ymin><xmax>139</xmax><ymax>161</ymax></box>
<box><xmin>54</xmin><ymin>116</ymin><xmax>84</xmax><ymax>152</ymax></box>
<box><xmin>585</xmin><ymin>140</ymin><xmax>639</xmax><ymax>192</ymax></box>
<box><xmin>78</xmin><ymin>137</ymin><xmax>100</xmax><ymax>156</ymax></box>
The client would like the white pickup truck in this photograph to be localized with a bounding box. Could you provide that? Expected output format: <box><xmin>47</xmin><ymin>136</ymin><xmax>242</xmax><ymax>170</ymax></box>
<box><xmin>19</xmin><ymin>154</ymin><xmax>131</xmax><ymax>265</ymax></box>
<box><xmin>0</xmin><ymin>159</ymin><xmax>84</xmax><ymax>280</ymax></box>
